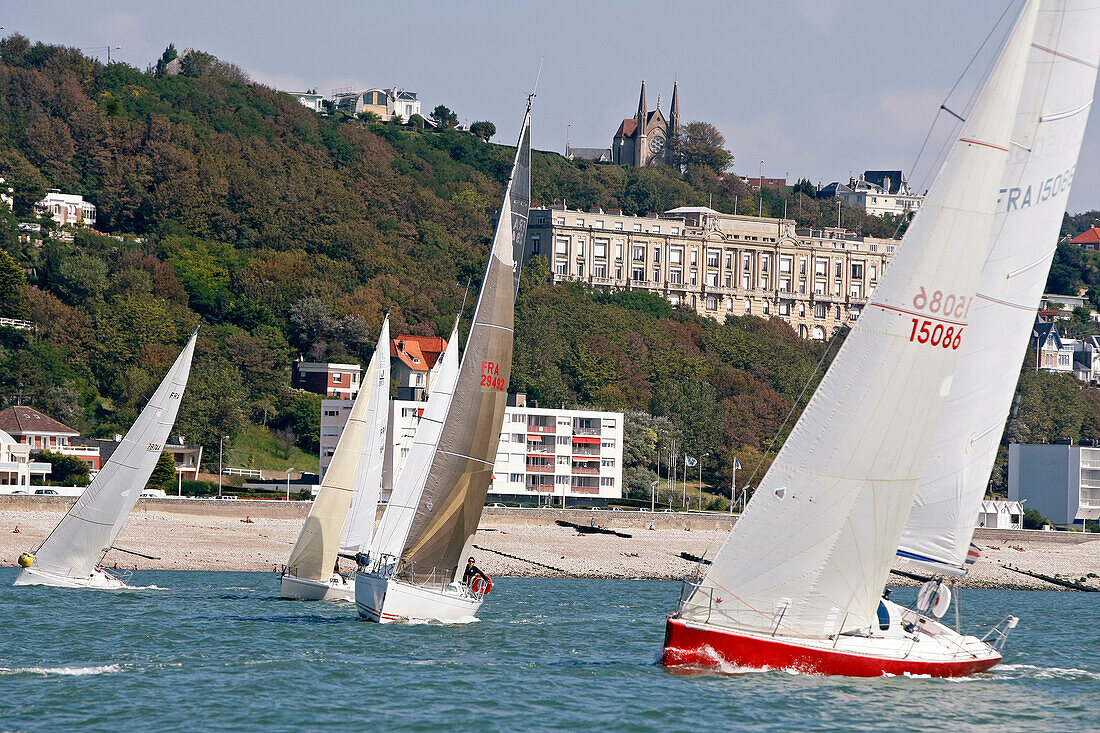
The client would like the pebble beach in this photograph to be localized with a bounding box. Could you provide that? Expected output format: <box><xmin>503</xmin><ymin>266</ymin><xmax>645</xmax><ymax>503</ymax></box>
<box><xmin>2</xmin><ymin>499</ymin><xmax>1097</xmax><ymax>591</ymax></box>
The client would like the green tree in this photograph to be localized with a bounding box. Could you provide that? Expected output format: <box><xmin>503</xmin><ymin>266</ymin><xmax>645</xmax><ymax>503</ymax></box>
<box><xmin>0</xmin><ymin>249</ymin><xmax>27</xmax><ymax>316</ymax></box>
<box><xmin>33</xmin><ymin>449</ymin><xmax>90</xmax><ymax>486</ymax></box>
<box><xmin>146</xmin><ymin>451</ymin><xmax>177</xmax><ymax>490</ymax></box>
<box><xmin>358</xmin><ymin>111</ymin><xmax>381</xmax><ymax>123</ymax></box>
<box><xmin>408</xmin><ymin>113</ymin><xmax>426</xmax><ymax>130</ymax></box>
<box><xmin>470</xmin><ymin>120</ymin><xmax>496</xmax><ymax>142</ymax></box>
<box><xmin>1022</xmin><ymin>507</ymin><xmax>1051</xmax><ymax>529</ymax></box>
<box><xmin>430</xmin><ymin>105</ymin><xmax>459</xmax><ymax>128</ymax></box>
<box><xmin>671</xmin><ymin>121</ymin><xmax>733</xmax><ymax>174</ymax></box>
<box><xmin>154</xmin><ymin>43</ymin><xmax>177</xmax><ymax>78</ymax></box>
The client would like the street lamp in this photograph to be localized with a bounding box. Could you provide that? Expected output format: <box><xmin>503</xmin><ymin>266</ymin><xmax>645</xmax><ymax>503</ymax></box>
<box><xmin>217</xmin><ymin>435</ymin><xmax>229</xmax><ymax>498</ymax></box>
<box><xmin>286</xmin><ymin>467</ymin><xmax>295</xmax><ymax>502</ymax></box>
<box><xmin>651</xmin><ymin>480</ymin><xmax>658</xmax><ymax>513</ymax></box>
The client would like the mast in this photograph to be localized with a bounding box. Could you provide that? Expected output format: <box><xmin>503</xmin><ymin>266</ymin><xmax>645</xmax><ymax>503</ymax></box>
<box><xmin>30</xmin><ymin>329</ymin><xmax>198</xmax><ymax>579</ymax></box>
<box><xmin>395</xmin><ymin>102</ymin><xmax>532</xmax><ymax>581</ymax></box>
<box><xmin>900</xmin><ymin>0</ymin><xmax>1100</xmax><ymax>575</ymax></box>
<box><xmin>683</xmin><ymin>1</ymin><xmax>1039</xmax><ymax>639</ymax></box>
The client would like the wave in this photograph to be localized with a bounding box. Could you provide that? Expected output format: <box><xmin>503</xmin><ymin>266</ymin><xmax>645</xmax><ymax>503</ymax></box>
<box><xmin>994</xmin><ymin>664</ymin><xmax>1100</xmax><ymax>681</ymax></box>
<box><xmin>0</xmin><ymin>664</ymin><xmax>122</xmax><ymax>677</ymax></box>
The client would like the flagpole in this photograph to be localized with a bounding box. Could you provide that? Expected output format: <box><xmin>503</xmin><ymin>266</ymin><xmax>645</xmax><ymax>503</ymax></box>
<box><xmin>730</xmin><ymin>460</ymin><xmax>736</xmax><ymax>514</ymax></box>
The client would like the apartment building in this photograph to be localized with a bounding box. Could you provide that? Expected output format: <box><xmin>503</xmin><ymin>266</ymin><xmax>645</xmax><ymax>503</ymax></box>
<box><xmin>320</xmin><ymin>396</ymin><xmax>624</xmax><ymax>504</ymax></box>
<box><xmin>525</xmin><ymin>205</ymin><xmax>897</xmax><ymax>339</ymax></box>
<box><xmin>1009</xmin><ymin>441</ymin><xmax>1100</xmax><ymax>525</ymax></box>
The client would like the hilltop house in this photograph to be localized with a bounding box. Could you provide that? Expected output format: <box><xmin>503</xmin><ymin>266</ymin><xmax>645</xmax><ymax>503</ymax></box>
<box><xmin>333</xmin><ymin>88</ymin><xmax>421</xmax><ymax>121</ymax></box>
<box><xmin>34</xmin><ymin>190</ymin><xmax>96</xmax><ymax>228</ymax></box>
<box><xmin>818</xmin><ymin>171</ymin><xmax>923</xmax><ymax>217</ymax></box>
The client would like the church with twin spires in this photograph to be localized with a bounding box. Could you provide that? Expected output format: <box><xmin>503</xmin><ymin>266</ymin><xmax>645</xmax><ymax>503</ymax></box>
<box><xmin>612</xmin><ymin>80</ymin><xmax>680</xmax><ymax>167</ymax></box>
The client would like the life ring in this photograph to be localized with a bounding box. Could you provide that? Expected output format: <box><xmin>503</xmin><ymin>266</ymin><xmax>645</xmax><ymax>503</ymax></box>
<box><xmin>931</xmin><ymin>584</ymin><xmax>952</xmax><ymax>619</ymax></box>
<box><xmin>471</xmin><ymin>575</ymin><xmax>493</xmax><ymax>595</ymax></box>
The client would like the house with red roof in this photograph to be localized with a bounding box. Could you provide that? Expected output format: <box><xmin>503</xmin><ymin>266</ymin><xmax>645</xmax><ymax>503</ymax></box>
<box><xmin>391</xmin><ymin>334</ymin><xmax>449</xmax><ymax>401</ymax></box>
<box><xmin>1070</xmin><ymin>227</ymin><xmax>1100</xmax><ymax>251</ymax></box>
<box><xmin>0</xmin><ymin>405</ymin><xmax>102</xmax><ymax>469</ymax></box>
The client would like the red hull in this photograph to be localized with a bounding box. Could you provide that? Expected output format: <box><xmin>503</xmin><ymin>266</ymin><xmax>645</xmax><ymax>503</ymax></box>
<box><xmin>662</xmin><ymin>617</ymin><xmax>1000</xmax><ymax>678</ymax></box>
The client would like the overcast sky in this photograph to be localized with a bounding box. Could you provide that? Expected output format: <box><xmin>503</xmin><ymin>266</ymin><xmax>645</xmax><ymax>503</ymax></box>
<box><xmin>5</xmin><ymin>0</ymin><xmax>1100</xmax><ymax>213</ymax></box>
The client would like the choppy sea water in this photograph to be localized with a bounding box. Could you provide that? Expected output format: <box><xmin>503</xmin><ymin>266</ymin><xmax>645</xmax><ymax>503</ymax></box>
<box><xmin>0</xmin><ymin>570</ymin><xmax>1096</xmax><ymax>732</ymax></box>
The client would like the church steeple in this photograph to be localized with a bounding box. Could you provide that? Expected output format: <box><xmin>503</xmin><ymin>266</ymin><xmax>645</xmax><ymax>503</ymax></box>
<box><xmin>670</xmin><ymin>81</ymin><xmax>680</xmax><ymax>137</ymax></box>
<box><xmin>637</xmin><ymin>79</ymin><xmax>647</xmax><ymax>117</ymax></box>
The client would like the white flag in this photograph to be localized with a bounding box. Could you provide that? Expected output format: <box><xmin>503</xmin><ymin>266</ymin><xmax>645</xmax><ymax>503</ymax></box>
<box><xmin>685</xmin><ymin>455</ymin><xmax>697</xmax><ymax>467</ymax></box>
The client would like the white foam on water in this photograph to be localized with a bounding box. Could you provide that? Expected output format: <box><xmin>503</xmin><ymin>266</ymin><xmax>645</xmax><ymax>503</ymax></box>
<box><xmin>0</xmin><ymin>664</ymin><xmax>122</xmax><ymax>677</ymax></box>
<box><xmin>995</xmin><ymin>664</ymin><xmax>1100</xmax><ymax>681</ymax></box>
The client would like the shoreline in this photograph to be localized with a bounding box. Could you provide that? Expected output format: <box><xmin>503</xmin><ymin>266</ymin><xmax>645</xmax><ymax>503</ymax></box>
<box><xmin>2</xmin><ymin>499</ymin><xmax>1097</xmax><ymax>591</ymax></box>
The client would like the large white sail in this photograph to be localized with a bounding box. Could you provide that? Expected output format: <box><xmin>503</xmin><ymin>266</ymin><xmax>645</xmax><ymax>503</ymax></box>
<box><xmin>900</xmin><ymin>0</ymin><xmax>1100</xmax><ymax>575</ymax></box>
<box><xmin>369</xmin><ymin>320</ymin><xmax>461</xmax><ymax>561</ymax></box>
<box><xmin>339</xmin><ymin>316</ymin><xmax>391</xmax><ymax>556</ymax></box>
<box><xmin>28</xmin><ymin>329</ymin><xmax>198</xmax><ymax>579</ymax></box>
<box><xmin>684</xmin><ymin>2</ymin><xmax>1039</xmax><ymax>639</ymax></box>
<box><xmin>285</xmin><ymin>333</ymin><xmax>377</xmax><ymax>582</ymax></box>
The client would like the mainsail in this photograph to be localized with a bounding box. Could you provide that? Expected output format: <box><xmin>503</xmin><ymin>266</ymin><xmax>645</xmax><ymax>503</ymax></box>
<box><xmin>683</xmin><ymin>2</ymin><xmax>1038</xmax><ymax>639</ymax></box>
<box><xmin>900</xmin><ymin>0</ymin><xmax>1100</xmax><ymax>575</ymax></box>
<box><xmin>30</xmin><ymin>329</ymin><xmax>198</xmax><ymax>579</ymax></box>
<box><xmin>379</xmin><ymin>104</ymin><xmax>532</xmax><ymax>582</ymax></box>
<box><xmin>286</xmin><ymin>322</ymin><xmax>386</xmax><ymax>581</ymax></box>
<box><xmin>338</xmin><ymin>316</ymin><xmax>391</xmax><ymax>556</ymax></box>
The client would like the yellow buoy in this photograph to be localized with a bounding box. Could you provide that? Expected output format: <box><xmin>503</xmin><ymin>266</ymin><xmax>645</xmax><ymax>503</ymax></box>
<box><xmin>18</xmin><ymin>552</ymin><xmax>34</xmax><ymax>568</ymax></box>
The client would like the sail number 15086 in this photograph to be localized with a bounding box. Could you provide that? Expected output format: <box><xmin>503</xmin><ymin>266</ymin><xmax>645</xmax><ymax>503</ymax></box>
<box><xmin>909</xmin><ymin>319</ymin><xmax>962</xmax><ymax>349</ymax></box>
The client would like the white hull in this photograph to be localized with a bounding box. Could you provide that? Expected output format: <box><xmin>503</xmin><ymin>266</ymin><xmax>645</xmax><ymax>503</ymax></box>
<box><xmin>280</xmin><ymin>573</ymin><xmax>354</xmax><ymax>602</ymax></box>
<box><xmin>355</xmin><ymin>571</ymin><xmax>483</xmax><ymax>623</ymax></box>
<box><xmin>14</xmin><ymin>566</ymin><xmax>127</xmax><ymax>590</ymax></box>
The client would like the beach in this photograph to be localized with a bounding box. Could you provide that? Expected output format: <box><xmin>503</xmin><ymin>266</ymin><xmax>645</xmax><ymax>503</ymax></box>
<box><xmin>2</xmin><ymin>498</ymin><xmax>1097</xmax><ymax>591</ymax></box>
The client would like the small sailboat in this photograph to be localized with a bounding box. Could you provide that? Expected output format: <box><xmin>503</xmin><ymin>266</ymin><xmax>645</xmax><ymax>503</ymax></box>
<box><xmin>280</xmin><ymin>316</ymin><xmax>391</xmax><ymax>601</ymax></box>
<box><xmin>899</xmin><ymin>0</ymin><xmax>1100</xmax><ymax>578</ymax></box>
<box><xmin>15</xmin><ymin>329</ymin><xmax>199</xmax><ymax>589</ymax></box>
<box><xmin>355</xmin><ymin>98</ymin><xmax>531</xmax><ymax>623</ymax></box>
<box><xmin>663</xmin><ymin>1</ymin><xmax>1041</xmax><ymax>677</ymax></box>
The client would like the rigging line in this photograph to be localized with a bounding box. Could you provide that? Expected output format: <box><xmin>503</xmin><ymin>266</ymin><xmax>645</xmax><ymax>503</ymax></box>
<box><xmin>907</xmin><ymin>0</ymin><xmax>1017</xmax><ymax>192</ymax></box>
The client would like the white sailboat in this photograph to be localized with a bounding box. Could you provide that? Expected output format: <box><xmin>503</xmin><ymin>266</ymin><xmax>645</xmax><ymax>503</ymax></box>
<box><xmin>280</xmin><ymin>316</ymin><xmax>391</xmax><ymax>601</ymax></box>
<box><xmin>663</xmin><ymin>1</ymin><xmax>1040</xmax><ymax>677</ymax></box>
<box><xmin>15</xmin><ymin>329</ymin><xmax>199</xmax><ymax>589</ymax></box>
<box><xmin>899</xmin><ymin>0</ymin><xmax>1100</xmax><ymax>578</ymax></box>
<box><xmin>355</xmin><ymin>99</ymin><xmax>532</xmax><ymax>624</ymax></box>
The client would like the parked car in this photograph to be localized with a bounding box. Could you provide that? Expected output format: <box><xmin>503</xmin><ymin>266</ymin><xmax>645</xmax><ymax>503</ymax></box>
<box><xmin>488</xmin><ymin>503</ymin><xmax>506</xmax><ymax>508</ymax></box>
<box><xmin>34</xmin><ymin>489</ymin><xmax>58</xmax><ymax>495</ymax></box>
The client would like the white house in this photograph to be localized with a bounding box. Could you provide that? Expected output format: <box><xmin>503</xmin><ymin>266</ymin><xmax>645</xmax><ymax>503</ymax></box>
<box><xmin>34</xmin><ymin>189</ymin><xmax>96</xmax><ymax>227</ymax></box>
<box><xmin>819</xmin><ymin>170</ymin><xmax>923</xmax><ymax>218</ymax></box>
<box><xmin>0</xmin><ymin>428</ymin><xmax>52</xmax><ymax>490</ymax></box>
<box><xmin>976</xmin><ymin>500</ymin><xmax>1024</xmax><ymax>530</ymax></box>
<box><xmin>291</xmin><ymin>90</ymin><xmax>325</xmax><ymax>113</ymax></box>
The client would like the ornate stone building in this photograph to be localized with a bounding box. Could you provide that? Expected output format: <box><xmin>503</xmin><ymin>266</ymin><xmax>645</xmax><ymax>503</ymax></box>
<box><xmin>524</xmin><ymin>206</ymin><xmax>898</xmax><ymax>339</ymax></box>
<box><xmin>612</xmin><ymin>81</ymin><xmax>680</xmax><ymax>167</ymax></box>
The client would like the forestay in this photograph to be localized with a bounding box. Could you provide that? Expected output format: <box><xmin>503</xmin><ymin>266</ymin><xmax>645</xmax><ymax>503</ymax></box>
<box><xmin>684</xmin><ymin>2</ymin><xmax>1039</xmax><ymax>639</ymax></box>
<box><xmin>31</xmin><ymin>329</ymin><xmax>198</xmax><ymax>579</ymax></box>
<box><xmin>397</xmin><ymin>105</ymin><xmax>532</xmax><ymax>582</ymax></box>
<box><xmin>339</xmin><ymin>316</ymin><xmax>391</xmax><ymax>556</ymax></box>
<box><xmin>900</xmin><ymin>0</ymin><xmax>1100</xmax><ymax>575</ymax></box>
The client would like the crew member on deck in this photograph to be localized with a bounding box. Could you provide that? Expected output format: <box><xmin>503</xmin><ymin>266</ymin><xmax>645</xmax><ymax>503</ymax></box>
<box><xmin>463</xmin><ymin>557</ymin><xmax>489</xmax><ymax>587</ymax></box>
